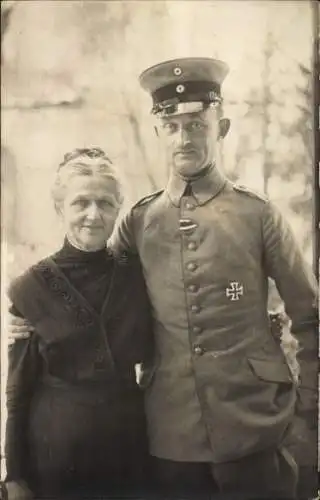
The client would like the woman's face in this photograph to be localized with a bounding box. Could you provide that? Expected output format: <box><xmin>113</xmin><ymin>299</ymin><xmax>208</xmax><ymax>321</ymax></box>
<box><xmin>59</xmin><ymin>175</ymin><xmax>120</xmax><ymax>251</ymax></box>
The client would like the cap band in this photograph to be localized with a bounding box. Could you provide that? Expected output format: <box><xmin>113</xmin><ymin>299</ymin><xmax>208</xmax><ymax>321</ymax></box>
<box><xmin>151</xmin><ymin>81</ymin><xmax>221</xmax><ymax>115</ymax></box>
<box><xmin>156</xmin><ymin>101</ymin><xmax>218</xmax><ymax>118</ymax></box>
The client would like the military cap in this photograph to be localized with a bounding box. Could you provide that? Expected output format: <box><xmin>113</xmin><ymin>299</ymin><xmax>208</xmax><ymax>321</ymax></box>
<box><xmin>139</xmin><ymin>57</ymin><xmax>229</xmax><ymax>117</ymax></box>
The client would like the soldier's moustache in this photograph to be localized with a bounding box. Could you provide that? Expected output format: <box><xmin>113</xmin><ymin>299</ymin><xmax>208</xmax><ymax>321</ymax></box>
<box><xmin>175</xmin><ymin>147</ymin><xmax>197</xmax><ymax>155</ymax></box>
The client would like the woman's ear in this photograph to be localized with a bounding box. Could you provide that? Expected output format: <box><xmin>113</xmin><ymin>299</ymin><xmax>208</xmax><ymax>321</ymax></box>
<box><xmin>154</xmin><ymin>125</ymin><xmax>159</xmax><ymax>137</ymax></box>
<box><xmin>218</xmin><ymin>118</ymin><xmax>231</xmax><ymax>139</ymax></box>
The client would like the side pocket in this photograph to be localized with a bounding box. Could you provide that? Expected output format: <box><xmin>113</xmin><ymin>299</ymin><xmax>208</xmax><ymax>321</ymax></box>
<box><xmin>247</xmin><ymin>357</ymin><xmax>293</xmax><ymax>384</ymax></box>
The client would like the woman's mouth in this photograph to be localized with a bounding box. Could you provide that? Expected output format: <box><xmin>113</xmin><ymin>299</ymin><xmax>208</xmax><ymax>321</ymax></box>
<box><xmin>83</xmin><ymin>225</ymin><xmax>103</xmax><ymax>231</ymax></box>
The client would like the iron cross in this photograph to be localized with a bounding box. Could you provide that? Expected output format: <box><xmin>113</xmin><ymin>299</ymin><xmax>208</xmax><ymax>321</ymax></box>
<box><xmin>226</xmin><ymin>282</ymin><xmax>244</xmax><ymax>301</ymax></box>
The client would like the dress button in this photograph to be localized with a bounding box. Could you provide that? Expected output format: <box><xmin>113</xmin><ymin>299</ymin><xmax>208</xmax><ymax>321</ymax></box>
<box><xmin>94</xmin><ymin>357</ymin><xmax>105</xmax><ymax>369</ymax></box>
<box><xmin>186</xmin><ymin>262</ymin><xmax>197</xmax><ymax>271</ymax></box>
<box><xmin>194</xmin><ymin>345</ymin><xmax>204</xmax><ymax>355</ymax></box>
<box><xmin>191</xmin><ymin>304</ymin><xmax>201</xmax><ymax>313</ymax></box>
<box><xmin>187</xmin><ymin>241</ymin><xmax>197</xmax><ymax>251</ymax></box>
<box><xmin>188</xmin><ymin>284</ymin><xmax>199</xmax><ymax>293</ymax></box>
<box><xmin>192</xmin><ymin>325</ymin><xmax>202</xmax><ymax>334</ymax></box>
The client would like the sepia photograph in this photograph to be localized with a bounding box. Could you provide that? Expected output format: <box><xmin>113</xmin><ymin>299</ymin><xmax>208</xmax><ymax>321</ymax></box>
<box><xmin>1</xmin><ymin>1</ymin><xmax>319</xmax><ymax>499</ymax></box>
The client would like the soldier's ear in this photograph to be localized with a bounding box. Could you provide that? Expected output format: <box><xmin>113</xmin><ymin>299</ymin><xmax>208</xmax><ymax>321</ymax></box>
<box><xmin>218</xmin><ymin>118</ymin><xmax>230</xmax><ymax>139</ymax></box>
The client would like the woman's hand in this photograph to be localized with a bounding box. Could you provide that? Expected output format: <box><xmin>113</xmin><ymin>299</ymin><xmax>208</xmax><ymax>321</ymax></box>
<box><xmin>7</xmin><ymin>314</ymin><xmax>35</xmax><ymax>345</ymax></box>
<box><xmin>4</xmin><ymin>480</ymin><xmax>34</xmax><ymax>500</ymax></box>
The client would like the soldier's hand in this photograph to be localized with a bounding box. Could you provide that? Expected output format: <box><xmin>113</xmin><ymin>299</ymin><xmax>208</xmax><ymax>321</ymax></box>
<box><xmin>4</xmin><ymin>480</ymin><xmax>34</xmax><ymax>500</ymax></box>
<box><xmin>7</xmin><ymin>314</ymin><xmax>35</xmax><ymax>344</ymax></box>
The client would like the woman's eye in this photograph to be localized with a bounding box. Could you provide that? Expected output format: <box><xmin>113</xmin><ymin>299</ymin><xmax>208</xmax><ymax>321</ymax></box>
<box><xmin>97</xmin><ymin>200</ymin><xmax>113</xmax><ymax>209</ymax></box>
<box><xmin>74</xmin><ymin>199</ymin><xmax>88</xmax><ymax>209</ymax></box>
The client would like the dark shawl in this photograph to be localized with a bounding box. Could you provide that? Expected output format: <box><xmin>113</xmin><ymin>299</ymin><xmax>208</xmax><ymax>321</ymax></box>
<box><xmin>5</xmin><ymin>239</ymin><xmax>154</xmax><ymax>482</ymax></box>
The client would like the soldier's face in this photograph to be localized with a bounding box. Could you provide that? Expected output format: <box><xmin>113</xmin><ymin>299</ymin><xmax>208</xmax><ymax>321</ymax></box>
<box><xmin>157</xmin><ymin>108</ymin><xmax>219</xmax><ymax>177</ymax></box>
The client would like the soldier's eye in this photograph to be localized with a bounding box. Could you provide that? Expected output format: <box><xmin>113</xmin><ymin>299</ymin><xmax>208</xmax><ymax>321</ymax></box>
<box><xmin>189</xmin><ymin>121</ymin><xmax>205</xmax><ymax>132</ymax></box>
<box><xmin>162</xmin><ymin>122</ymin><xmax>178</xmax><ymax>134</ymax></box>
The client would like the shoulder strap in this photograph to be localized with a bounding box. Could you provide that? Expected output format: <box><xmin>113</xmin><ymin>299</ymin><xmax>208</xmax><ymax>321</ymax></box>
<box><xmin>133</xmin><ymin>189</ymin><xmax>164</xmax><ymax>209</ymax></box>
<box><xmin>232</xmin><ymin>184</ymin><xmax>268</xmax><ymax>203</ymax></box>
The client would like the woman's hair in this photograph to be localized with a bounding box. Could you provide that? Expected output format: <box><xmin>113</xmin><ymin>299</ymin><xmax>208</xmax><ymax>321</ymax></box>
<box><xmin>52</xmin><ymin>147</ymin><xmax>123</xmax><ymax>211</ymax></box>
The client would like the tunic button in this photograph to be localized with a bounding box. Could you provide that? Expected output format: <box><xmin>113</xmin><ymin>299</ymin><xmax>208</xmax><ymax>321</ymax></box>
<box><xmin>194</xmin><ymin>345</ymin><xmax>204</xmax><ymax>355</ymax></box>
<box><xmin>186</xmin><ymin>262</ymin><xmax>197</xmax><ymax>271</ymax></box>
<box><xmin>187</xmin><ymin>241</ymin><xmax>197</xmax><ymax>251</ymax></box>
<box><xmin>192</xmin><ymin>325</ymin><xmax>202</xmax><ymax>334</ymax></box>
<box><xmin>188</xmin><ymin>284</ymin><xmax>199</xmax><ymax>293</ymax></box>
<box><xmin>191</xmin><ymin>304</ymin><xmax>201</xmax><ymax>313</ymax></box>
<box><xmin>185</xmin><ymin>202</ymin><xmax>195</xmax><ymax>210</ymax></box>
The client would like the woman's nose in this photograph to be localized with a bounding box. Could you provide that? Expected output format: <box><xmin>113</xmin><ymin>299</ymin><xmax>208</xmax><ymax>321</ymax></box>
<box><xmin>86</xmin><ymin>202</ymin><xmax>100</xmax><ymax>219</ymax></box>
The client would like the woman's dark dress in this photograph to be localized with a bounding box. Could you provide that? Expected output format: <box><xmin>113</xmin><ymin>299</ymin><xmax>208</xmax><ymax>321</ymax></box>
<box><xmin>5</xmin><ymin>240</ymin><xmax>154</xmax><ymax>498</ymax></box>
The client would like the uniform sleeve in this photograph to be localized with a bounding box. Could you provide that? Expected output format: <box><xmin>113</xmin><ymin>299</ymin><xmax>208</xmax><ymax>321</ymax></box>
<box><xmin>135</xmin><ymin>297</ymin><xmax>156</xmax><ymax>389</ymax></box>
<box><xmin>5</xmin><ymin>322</ymin><xmax>41</xmax><ymax>484</ymax></box>
<box><xmin>261</xmin><ymin>202</ymin><xmax>318</xmax><ymax>414</ymax></box>
<box><xmin>134</xmin><ymin>261</ymin><xmax>155</xmax><ymax>366</ymax></box>
<box><xmin>9</xmin><ymin>303</ymin><xmax>24</xmax><ymax>318</ymax></box>
<box><xmin>109</xmin><ymin>209</ymin><xmax>137</xmax><ymax>255</ymax></box>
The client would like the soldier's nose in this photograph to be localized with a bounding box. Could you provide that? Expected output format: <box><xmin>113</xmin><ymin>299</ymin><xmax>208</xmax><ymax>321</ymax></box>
<box><xmin>178</xmin><ymin>127</ymin><xmax>191</xmax><ymax>146</ymax></box>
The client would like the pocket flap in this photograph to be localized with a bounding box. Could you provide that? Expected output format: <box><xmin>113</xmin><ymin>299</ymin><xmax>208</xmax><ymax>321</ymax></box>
<box><xmin>248</xmin><ymin>358</ymin><xmax>292</xmax><ymax>383</ymax></box>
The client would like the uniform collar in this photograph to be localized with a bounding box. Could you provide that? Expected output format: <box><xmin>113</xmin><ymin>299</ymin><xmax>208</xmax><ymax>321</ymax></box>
<box><xmin>166</xmin><ymin>164</ymin><xmax>227</xmax><ymax>206</ymax></box>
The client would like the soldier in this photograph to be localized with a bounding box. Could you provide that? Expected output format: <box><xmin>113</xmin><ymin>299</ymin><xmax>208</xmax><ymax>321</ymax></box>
<box><xmin>110</xmin><ymin>57</ymin><xmax>318</xmax><ymax>499</ymax></box>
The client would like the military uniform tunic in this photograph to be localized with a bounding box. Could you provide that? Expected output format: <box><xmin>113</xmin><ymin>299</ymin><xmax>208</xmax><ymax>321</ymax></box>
<box><xmin>112</xmin><ymin>166</ymin><xmax>318</xmax><ymax>464</ymax></box>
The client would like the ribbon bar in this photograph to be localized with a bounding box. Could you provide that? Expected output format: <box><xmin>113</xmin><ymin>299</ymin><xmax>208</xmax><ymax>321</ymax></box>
<box><xmin>179</xmin><ymin>219</ymin><xmax>198</xmax><ymax>232</ymax></box>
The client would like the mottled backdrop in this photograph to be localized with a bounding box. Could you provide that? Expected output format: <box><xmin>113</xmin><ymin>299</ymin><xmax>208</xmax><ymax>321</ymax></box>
<box><xmin>1</xmin><ymin>0</ymin><xmax>315</xmax><ymax>481</ymax></box>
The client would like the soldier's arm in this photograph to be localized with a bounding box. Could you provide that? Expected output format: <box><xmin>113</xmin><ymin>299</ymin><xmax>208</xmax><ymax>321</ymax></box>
<box><xmin>109</xmin><ymin>208</ymin><xmax>137</xmax><ymax>255</ymax></box>
<box><xmin>109</xmin><ymin>191</ymin><xmax>163</xmax><ymax>255</ymax></box>
<box><xmin>261</xmin><ymin>201</ymin><xmax>318</xmax><ymax>410</ymax></box>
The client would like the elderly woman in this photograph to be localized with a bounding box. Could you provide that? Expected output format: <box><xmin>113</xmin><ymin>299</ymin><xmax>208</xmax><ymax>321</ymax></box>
<box><xmin>4</xmin><ymin>148</ymin><xmax>154</xmax><ymax>499</ymax></box>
